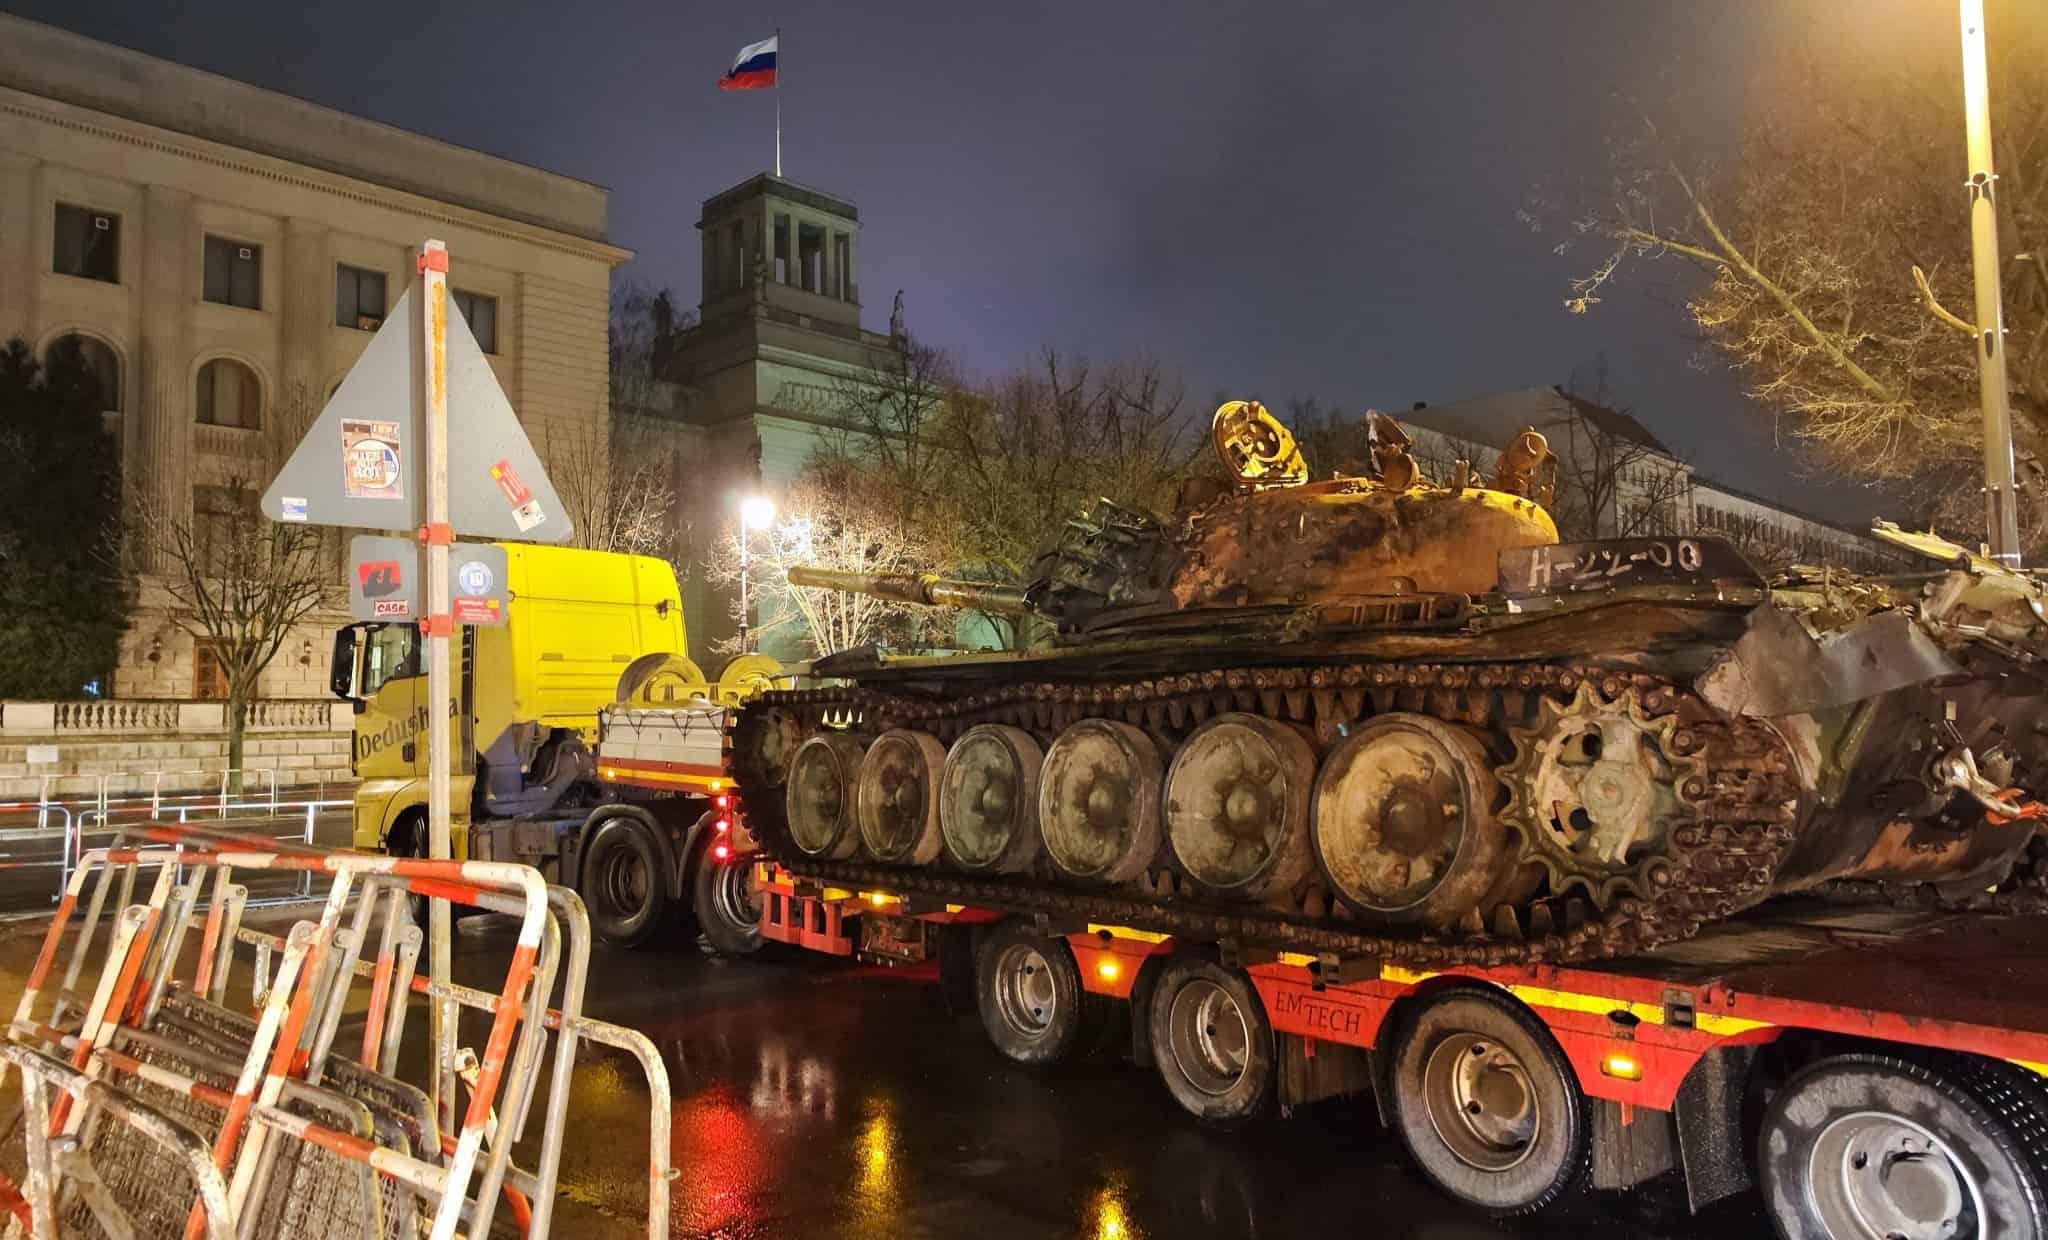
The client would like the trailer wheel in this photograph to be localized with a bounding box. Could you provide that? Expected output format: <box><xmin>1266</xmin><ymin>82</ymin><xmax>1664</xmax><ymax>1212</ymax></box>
<box><xmin>1389</xmin><ymin>989</ymin><xmax>1589</xmax><ymax>1216</ymax></box>
<box><xmin>1758</xmin><ymin>1053</ymin><xmax>2048</xmax><ymax>1240</ymax></box>
<box><xmin>976</xmin><ymin>921</ymin><xmax>1087</xmax><ymax>1066</ymax></box>
<box><xmin>581</xmin><ymin>816</ymin><xmax>668</xmax><ymax>948</ymax></box>
<box><xmin>693</xmin><ymin>844</ymin><xmax>762</xmax><ymax>957</ymax></box>
<box><xmin>1147</xmin><ymin>958</ymin><xmax>1274</xmax><ymax>1126</ymax></box>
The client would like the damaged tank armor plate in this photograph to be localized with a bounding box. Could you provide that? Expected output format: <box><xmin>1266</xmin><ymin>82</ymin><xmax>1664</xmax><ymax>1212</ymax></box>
<box><xmin>732</xmin><ymin>399</ymin><xmax>2048</xmax><ymax>966</ymax></box>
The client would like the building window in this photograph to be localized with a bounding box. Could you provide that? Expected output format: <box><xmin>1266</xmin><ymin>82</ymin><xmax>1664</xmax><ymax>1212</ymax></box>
<box><xmin>203</xmin><ymin>236</ymin><xmax>262</xmax><ymax>309</ymax></box>
<box><xmin>196</xmin><ymin>358</ymin><xmax>261</xmax><ymax>429</ymax></box>
<box><xmin>453</xmin><ymin>289</ymin><xmax>498</xmax><ymax>353</ymax></box>
<box><xmin>192</xmin><ymin>640</ymin><xmax>231</xmax><ymax>700</ymax></box>
<box><xmin>336</xmin><ymin>265</ymin><xmax>387</xmax><ymax>329</ymax></box>
<box><xmin>45</xmin><ymin>334</ymin><xmax>120</xmax><ymax>413</ymax></box>
<box><xmin>53</xmin><ymin>204</ymin><xmax>120</xmax><ymax>283</ymax></box>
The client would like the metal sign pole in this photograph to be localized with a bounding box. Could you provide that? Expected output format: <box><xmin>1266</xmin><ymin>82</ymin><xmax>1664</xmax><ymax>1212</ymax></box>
<box><xmin>1960</xmin><ymin>0</ymin><xmax>2023</xmax><ymax>567</ymax></box>
<box><xmin>420</xmin><ymin>238</ymin><xmax>457</xmax><ymax>1131</ymax></box>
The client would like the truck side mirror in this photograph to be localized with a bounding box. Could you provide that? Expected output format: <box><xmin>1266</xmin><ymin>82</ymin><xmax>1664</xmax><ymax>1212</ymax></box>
<box><xmin>329</xmin><ymin>628</ymin><xmax>359</xmax><ymax>700</ymax></box>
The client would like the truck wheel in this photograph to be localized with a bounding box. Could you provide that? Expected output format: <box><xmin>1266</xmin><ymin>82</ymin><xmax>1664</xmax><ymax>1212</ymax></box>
<box><xmin>693</xmin><ymin>846</ymin><xmax>762</xmax><ymax>956</ymax></box>
<box><xmin>1147</xmin><ymin>957</ymin><xmax>1275</xmax><ymax>1126</ymax></box>
<box><xmin>976</xmin><ymin>921</ymin><xmax>1088</xmax><ymax>1066</ymax></box>
<box><xmin>580</xmin><ymin>817</ymin><xmax>669</xmax><ymax>948</ymax></box>
<box><xmin>1388</xmin><ymin>989</ymin><xmax>1589</xmax><ymax>1216</ymax></box>
<box><xmin>1758</xmin><ymin>1052</ymin><xmax>2048</xmax><ymax>1240</ymax></box>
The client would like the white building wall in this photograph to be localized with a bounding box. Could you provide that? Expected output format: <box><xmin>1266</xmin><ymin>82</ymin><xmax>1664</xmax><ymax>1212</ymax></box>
<box><xmin>0</xmin><ymin>18</ymin><xmax>628</xmax><ymax>700</ymax></box>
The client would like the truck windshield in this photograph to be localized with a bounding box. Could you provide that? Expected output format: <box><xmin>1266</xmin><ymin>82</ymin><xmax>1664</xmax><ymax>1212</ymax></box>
<box><xmin>360</xmin><ymin>624</ymin><xmax>420</xmax><ymax>698</ymax></box>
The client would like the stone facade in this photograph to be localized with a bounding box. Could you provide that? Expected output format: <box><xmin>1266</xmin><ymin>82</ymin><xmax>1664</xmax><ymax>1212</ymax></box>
<box><xmin>626</xmin><ymin>174</ymin><xmax>902</xmax><ymax>665</ymax></box>
<box><xmin>0</xmin><ymin>14</ymin><xmax>630</xmax><ymax>698</ymax></box>
<box><xmin>0</xmin><ymin>698</ymin><xmax>354</xmax><ymax>802</ymax></box>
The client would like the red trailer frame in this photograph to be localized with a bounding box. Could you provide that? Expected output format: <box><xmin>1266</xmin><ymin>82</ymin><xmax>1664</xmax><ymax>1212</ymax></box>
<box><xmin>755</xmin><ymin>862</ymin><xmax>2048</xmax><ymax>1219</ymax></box>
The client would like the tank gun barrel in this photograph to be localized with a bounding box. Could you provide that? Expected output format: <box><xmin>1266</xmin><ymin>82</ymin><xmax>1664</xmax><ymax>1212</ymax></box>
<box><xmin>786</xmin><ymin>567</ymin><xmax>1035</xmax><ymax>616</ymax></box>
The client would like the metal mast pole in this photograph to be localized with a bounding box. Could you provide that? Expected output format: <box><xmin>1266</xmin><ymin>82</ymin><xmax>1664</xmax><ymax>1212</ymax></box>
<box><xmin>774</xmin><ymin>25</ymin><xmax>783</xmax><ymax>177</ymax></box>
<box><xmin>419</xmin><ymin>237</ymin><xmax>457</xmax><ymax>1129</ymax></box>
<box><xmin>739</xmin><ymin>529</ymin><xmax>751</xmax><ymax>652</ymax></box>
<box><xmin>1959</xmin><ymin>0</ymin><xmax>2023</xmax><ymax>566</ymax></box>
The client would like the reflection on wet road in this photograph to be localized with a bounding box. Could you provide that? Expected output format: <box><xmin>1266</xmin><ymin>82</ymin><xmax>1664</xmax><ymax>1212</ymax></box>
<box><xmin>527</xmin><ymin>929</ymin><xmax>1772</xmax><ymax>1240</ymax></box>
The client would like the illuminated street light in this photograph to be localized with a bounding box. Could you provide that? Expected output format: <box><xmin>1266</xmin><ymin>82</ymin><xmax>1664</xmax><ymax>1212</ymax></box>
<box><xmin>737</xmin><ymin>494</ymin><xmax>776</xmax><ymax>652</ymax></box>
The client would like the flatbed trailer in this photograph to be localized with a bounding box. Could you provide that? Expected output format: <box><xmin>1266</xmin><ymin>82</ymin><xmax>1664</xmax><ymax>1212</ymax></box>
<box><xmin>753</xmin><ymin>863</ymin><xmax>2048</xmax><ymax>1237</ymax></box>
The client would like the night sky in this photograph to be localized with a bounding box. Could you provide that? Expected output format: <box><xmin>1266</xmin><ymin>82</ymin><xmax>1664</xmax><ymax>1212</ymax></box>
<box><xmin>5</xmin><ymin>0</ymin><xmax>1934</xmax><ymax>523</ymax></box>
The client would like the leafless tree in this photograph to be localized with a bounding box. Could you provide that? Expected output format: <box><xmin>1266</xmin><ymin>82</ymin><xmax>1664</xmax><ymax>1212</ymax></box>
<box><xmin>933</xmin><ymin>351</ymin><xmax>1201</xmax><ymax>646</ymax></box>
<box><xmin>1541</xmin><ymin>2</ymin><xmax>2048</xmax><ymax>545</ymax></box>
<box><xmin>609</xmin><ymin>281</ymin><xmax>695</xmax><ymax>418</ymax></box>
<box><xmin>700</xmin><ymin>465</ymin><xmax>942</xmax><ymax>657</ymax></box>
<box><xmin>135</xmin><ymin>457</ymin><xmax>332</xmax><ymax>790</ymax></box>
<box><xmin>821</xmin><ymin>335</ymin><xmax>957</xmax><ymax>526</ymax></box>
<box><xmin>546</xmin><ymin>417</ymin><xmax>682</xmax><ymax>559</ymax></box>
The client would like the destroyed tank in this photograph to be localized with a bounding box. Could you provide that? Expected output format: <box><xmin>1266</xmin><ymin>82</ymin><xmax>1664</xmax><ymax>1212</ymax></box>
<box><xmin>728</xmin><ymin>400</ymin><xmax>2048</xmax><ymax>966</ymax></box>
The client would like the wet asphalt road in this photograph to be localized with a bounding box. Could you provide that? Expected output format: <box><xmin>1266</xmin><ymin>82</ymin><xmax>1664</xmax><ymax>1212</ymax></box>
<box><xmin>530</xmin><ymin>928</ymin><xmax>1776</xmax><ymax>1240</ymax></box>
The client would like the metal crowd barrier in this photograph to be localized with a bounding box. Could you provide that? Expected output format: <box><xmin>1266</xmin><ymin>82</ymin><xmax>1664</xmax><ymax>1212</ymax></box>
<box><xmin>0</xmin><ymin>821</ymin><xmax>673</xmax><ymax>1238</ymax></box>
<box><xmin>0</xmin><ymin>776</ymin><xmax>352</xmax><ymax>910</ymax></box>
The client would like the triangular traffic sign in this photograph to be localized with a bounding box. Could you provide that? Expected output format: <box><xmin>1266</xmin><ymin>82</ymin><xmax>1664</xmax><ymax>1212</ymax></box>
<box><xmin>260</xmin><ymin>282</ymin><xmax>573</xmax><ymax>543</ymax></box>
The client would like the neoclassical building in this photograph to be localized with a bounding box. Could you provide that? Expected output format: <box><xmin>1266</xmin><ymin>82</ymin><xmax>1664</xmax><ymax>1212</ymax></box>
<box><xmin>0</xmin><ymin>14</ymin><xmax>629</xmax><ymax>697</ymax></box>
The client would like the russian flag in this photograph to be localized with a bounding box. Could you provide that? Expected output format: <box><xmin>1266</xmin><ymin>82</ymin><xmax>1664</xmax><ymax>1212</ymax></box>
<box><xmin>720</xmin><ymin>36</ymin><xmax>778</xmax><ymax>91</ymax></box>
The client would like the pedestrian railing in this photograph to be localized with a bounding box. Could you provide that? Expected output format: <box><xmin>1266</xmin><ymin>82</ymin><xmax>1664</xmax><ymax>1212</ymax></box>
<box><xmin>0</xmin><ymin>822</ymin><xmax>672</xmax><ymax>1238</ymax></box>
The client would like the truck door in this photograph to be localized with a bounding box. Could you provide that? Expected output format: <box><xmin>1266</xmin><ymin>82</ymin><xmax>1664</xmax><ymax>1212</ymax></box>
<box><xmin>350</xmin><ymin>622</ymin><xmax>428</xmax><ymax>781</ymax></box>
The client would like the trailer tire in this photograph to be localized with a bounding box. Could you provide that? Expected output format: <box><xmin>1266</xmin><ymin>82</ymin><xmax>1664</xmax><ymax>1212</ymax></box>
<box><xmin>1147</xmin><ymin>957</ymin><xmax>1275</xmax><ymax>1127</ymax></box>
<box><xmin>976</xmin><ymin>921</ymin><xmax>1088</xmax><ymax>1066</ymax></box>
<box><xmin>1388</xmin><ymin>988</ymin><xmax>1589</xmax><ymax>1217</ymax></box>
<box><xmin>693</xmin><ymin>843</ymin><xmax>762</xmax><ymax>957</ymax></box>
<box><xmin>1758</xmin><ymin>1052</ymin><xmax>2048</xmax><ymax>1240</ymax></box>
<box><xmin>581</xmin><ymin>816</ymin><xmax>669</xmax><ymax>948</ymax></box>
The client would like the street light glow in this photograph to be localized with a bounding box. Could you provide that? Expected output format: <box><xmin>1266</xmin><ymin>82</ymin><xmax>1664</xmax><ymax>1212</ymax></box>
<box><xmin>740</xmin><ymin>495</ymin><xmax>776</xmax><ymax>529</ymax></box>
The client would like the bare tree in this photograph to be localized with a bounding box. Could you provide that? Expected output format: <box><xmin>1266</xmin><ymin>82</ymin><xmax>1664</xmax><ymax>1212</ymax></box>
<box><xmin>609</xmin><ymin>281</ymin><xmax>695</xmax><ymax>418</ymax></box>
<box><xmin>821</xmin><ymin>335</ymin><xmax>956</xmax><ymax>526</ymax></box>
<box><xmin>136</xmin><ymin>466</ymin><xmax>332</xmax><ymax>790</ymax></box>
<box><xmin>932</xmin><ymin>351</ymin><xmax>1201</xmax><ymax>646</ymax></box>
<box><xmin>546</xmin><ymin>417</ymin><xmax>681</xmax><ymax>558</ymax></box>
<box><xmin>1542</xmin><ymin>2</ymin><xmax>2048</xmax><ymax>543</ymax></box>
<box><xmin>700</xmin><ymin>464</ymin><xmax>941</xmax><ymax>657</ymax></box>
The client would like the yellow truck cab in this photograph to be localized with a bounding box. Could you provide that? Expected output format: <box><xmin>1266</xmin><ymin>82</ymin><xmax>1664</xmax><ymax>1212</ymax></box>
<box><xmin>329</xmin><ymin>543</ymin><xmax>765</xmax><ymax>950</ymax></box>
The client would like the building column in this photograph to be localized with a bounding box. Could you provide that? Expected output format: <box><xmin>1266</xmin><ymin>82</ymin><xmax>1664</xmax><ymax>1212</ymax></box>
<box><xmin>135</xmin><ymin>185</ymin><xmax>195</xmax><ymax>562</ymax></box>
<box><xmin>278</xmin><ymin>217</ymin><xmax>332</xmax><ymax>445</ymax></box>
<box><xmin>844</xmin><ymin>230</ymin><xmax>858</xmax><ymax>307</ymax></box>
<box><xmin>0</xmin><ymin>153</ymin><xmax>41</xmax><ymax>347</ymax></box>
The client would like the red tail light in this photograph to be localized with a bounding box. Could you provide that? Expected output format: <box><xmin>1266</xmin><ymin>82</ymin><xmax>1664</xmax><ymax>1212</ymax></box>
<box><xmin>714</xmin><ymin>817</ymin><xmax>731</xmax><ymax>834</ymax></box>
<box><xmin>712</xmin><ymin>843</ymin><xmax>732</xmax><ymax>861</ymax></box>
<box><xmin>715</xmin><ymin>794</ymin><xmax>730</xmax><ymax>809</ymax></box>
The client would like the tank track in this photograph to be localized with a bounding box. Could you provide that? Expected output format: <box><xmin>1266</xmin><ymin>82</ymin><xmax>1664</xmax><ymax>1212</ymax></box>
<box><xmin>1816</xmin><ymin>833</ymin><xmax>2048</xmax><ymax>916</ymax></box>
<box><xmin>729</xmin><ymin>661</ymin><xmax>1800</xmax><ymax>968</ymax></box>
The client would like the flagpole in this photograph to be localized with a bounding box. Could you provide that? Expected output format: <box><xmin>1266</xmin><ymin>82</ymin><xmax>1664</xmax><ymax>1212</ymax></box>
<box><xmin>774</xmin><ymin>25</ymin><xmax>783</xmax><ymax>177</ymax></box>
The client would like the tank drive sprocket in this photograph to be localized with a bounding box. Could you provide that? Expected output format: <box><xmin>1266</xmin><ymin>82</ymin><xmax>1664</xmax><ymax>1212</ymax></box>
<box><xmin>1502</xmin><ymin>683</ymin><xmax>1702</xmax><ymax>908</ymax></box>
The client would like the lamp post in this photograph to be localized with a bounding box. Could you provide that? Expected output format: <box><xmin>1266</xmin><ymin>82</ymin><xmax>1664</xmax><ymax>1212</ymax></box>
<box><xmin>738</xmin><ymin>495</ymin><xmax>776</xmax><ymax>651</ymax></box>
<box><xmin>1958</xmin><ymin>0</ymin><xmax>2023</xmax><ymax>567</ymax></box>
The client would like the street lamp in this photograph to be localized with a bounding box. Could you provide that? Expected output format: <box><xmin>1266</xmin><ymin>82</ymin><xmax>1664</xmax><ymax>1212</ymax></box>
<box><xmin>737</xmin><ymin>495</ymin><xmax>776</xmax><ymax>652</ymax></box>
<box><xmin>1958</xmin><ymin>0</ymin><xmax>2022</xmax><ymax>567</ymax></box>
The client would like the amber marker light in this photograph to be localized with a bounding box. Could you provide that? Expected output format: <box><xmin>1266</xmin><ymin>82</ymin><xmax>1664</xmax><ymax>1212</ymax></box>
<box><xmin>1096</xmin><ymin>959</ymin><xmax>1121</xmax><ymax>982</ymax></box>
<box><xmin>1601</xmin><ymin>1052</ymin><xmax>1643</xmax><ymax>1081</ymax></box>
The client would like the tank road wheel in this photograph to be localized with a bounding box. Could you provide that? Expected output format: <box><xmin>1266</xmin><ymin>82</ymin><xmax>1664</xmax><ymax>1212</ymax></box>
<box><xmin>786</xmin><ymin>734</ymin><xmax>868</xmax><ymax>859</ymax></box>
<box><xmin>940</xmin><ymin>725</ymin><xmax>1044</xmax><ymax>874</ymax></box>
<box><xmin>1504</xmin><ymin>683</ymin><xmax>1698</xmax><ymax>906</ymax></box>
<box><xmin>1039</xmin><ymin>720</ymin><xmax>1165</xmax><ymax>884</ymax></box>
<box><xmin>1164</xmin><ymin>714</ymin><xmax>1317</xmax><ymax>900</ymax></box>
<box><xmin>856</xmin><ymin>730</ymin><xmax>948</xmax><ymax>864</ymax></box>
<box><xmin>1758</xmin><ymin>1054</ymin><xmax>2048</xmax><ymax>1240</ymax></box>
<box><xmin>1390</xmin><ymin>990</ymin><xmax>1589</xmax><ymax>1216</ymax></box>
<box><xmin>1147</xmin><ymin>957</ymin><xmax>1275</xmax><ymax>1127</ymax></box>
<box><xmin>1311</xmin><ymin>714</ymin><xmax>1513</xmax><ymax>929</ymax></box>
<box><xmin>975</xmin><ymin>921</ymin><xmax>1088</xmax><ymax>1066</ymax></box>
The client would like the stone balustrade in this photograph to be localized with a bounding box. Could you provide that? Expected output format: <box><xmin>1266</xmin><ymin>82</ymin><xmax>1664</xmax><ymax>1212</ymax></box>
<box><xmin>1</xmin><ymin>699</ymin><xmax>351</xmax><ymax>736</ymax></box>
<box><xmin>0</xmin><ymin>698</ymin><xmax>355</xmax><ymax>800</ymax></box>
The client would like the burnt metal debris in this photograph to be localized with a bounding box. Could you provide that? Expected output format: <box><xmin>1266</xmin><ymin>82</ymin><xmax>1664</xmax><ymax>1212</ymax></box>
<box><xmin>734</xmin><ymin>400</ymin><xmax>2048</xmax><ymax>966</ymax></box>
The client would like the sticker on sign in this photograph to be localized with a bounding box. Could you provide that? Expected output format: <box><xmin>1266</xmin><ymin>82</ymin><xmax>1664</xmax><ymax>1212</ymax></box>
<box><xmin>343</xmin><ymin>419</ymin><xmax>404</xmax><ymax>500</ymax></box>
<box><xmin>281</xmin><ymin>496</ymin><xmax>308</xmax><ymax>522</ymax></box>
<box><xmin>452</xmin><ymin>596</ymin><xmax>502</xmax><ymax>625</ymax></box>
<box><xmin>373</xmin><ymin>598</ymin><xmax>411</xmax><ymax>618</ymax></box>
